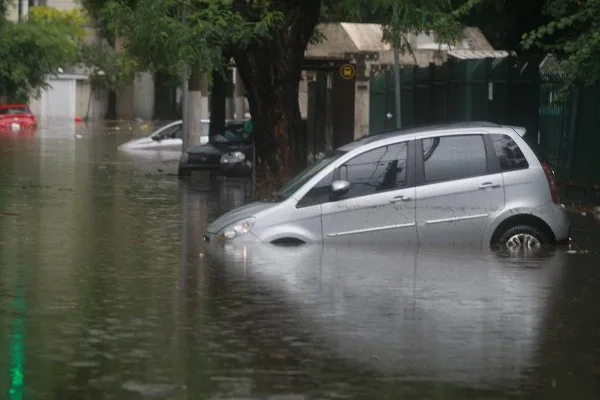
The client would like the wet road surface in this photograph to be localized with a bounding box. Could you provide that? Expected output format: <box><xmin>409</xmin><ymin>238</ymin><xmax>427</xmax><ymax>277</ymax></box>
<box><xmin>1</xmin><ymin>121</ymin><xmax>600</xmax><ymax>399</ymax></box>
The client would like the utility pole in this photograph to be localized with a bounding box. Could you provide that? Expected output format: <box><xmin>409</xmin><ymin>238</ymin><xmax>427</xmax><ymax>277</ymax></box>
<box><xmin>181</xmin><ymin>4</ymin><xmax>190</xmax><ymax>152</ymax></box>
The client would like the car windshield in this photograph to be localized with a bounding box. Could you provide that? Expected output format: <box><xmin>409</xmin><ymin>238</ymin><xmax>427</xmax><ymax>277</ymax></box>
<box><xmin>277</xmin><ymin>150</ymin><xmax>347</xmax><ymax>199</ymax></box>
<box><xmin>213</xmin><ymin>123</ymin><xmax>252</xmax><ymax>144</ymax></box>
<box><xmin>151</xmin><ymin>123</ymin><xmax>182</xmax><ymax>140</ymax></box>
<box><xmin>0</xmin><ymin>106</ymin><xmax>29</xmax><ymax>115</ymax></box>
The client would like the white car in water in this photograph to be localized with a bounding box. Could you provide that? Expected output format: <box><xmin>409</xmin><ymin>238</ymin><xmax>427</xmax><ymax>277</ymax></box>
<box><xmin>118</xmin><ymin>119</ymin><xmax>210</xmax><ymax>151</ymax></box>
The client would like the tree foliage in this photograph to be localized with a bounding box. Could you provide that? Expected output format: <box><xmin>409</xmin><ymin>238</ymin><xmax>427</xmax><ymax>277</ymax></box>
<box><xmin>0</xmin><ymin>6</ymin><xmax>87</xmax><ymax>102</ymax></box>
<box><xmin>461</xmin><ymin>0</ymin><xmax>548</xmax><ymax>51</ymax></box>
<box><xmin>323</xmin><ymin>0</ymin><xmax>480</xmax><ymax>50</ymax></box>
<box><xmin>522</xmin><ymin>0</ymin><xmax>600</xmax><ymax>85</ymax></box>
<box><xmin>97</xmin><ymin>0</ymin><xmax>279</xmax><ymax>78</ymax></box>
<box><xmin>77</xmin><ymin>42</ymin><xmax>138</xmax><ymax>92</ymax></box>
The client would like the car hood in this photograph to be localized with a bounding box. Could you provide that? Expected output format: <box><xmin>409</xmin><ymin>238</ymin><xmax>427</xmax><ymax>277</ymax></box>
<box><xmin>206</xmin><ymin>201</ymin><xmax>274</xmax><ymax>234</ymax></box>
<box><xmin>187</xmin><ymin>143</ymin><xmax>223</xmax><ymax>155</ymax></box>
<box><xmin>118</xmin><ymin>136</ymin><xmax>184</xmax><ymax>150</ymax></box>
<box><xmin>118</xmin><ymin>137</ymin><xmax>154</xmax><ymax>150</ymax></box>
<box><xmin>187</xmin><ymin>142</ymin><xmax>251</xmax><ymax>155</ymax></box>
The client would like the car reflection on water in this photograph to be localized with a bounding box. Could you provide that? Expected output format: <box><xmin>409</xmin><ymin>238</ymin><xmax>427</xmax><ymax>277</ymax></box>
<box><xmin>207</xmin><ymin>243</ymin><xmax>566</xmax><ymax>389</ymax></box>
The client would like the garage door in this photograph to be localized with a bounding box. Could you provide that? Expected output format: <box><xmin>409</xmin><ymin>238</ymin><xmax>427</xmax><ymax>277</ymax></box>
<box><xmin>42</xmin><ymin>79</ymin><xmax>76</xmax><ymax>119</ymax></box>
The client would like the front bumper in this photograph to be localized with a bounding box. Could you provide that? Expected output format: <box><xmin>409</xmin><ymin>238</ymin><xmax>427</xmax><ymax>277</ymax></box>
<box><xmin>203</xmin><ymin>231</ymin><xmax>261</xmax><ymax>245</ymax></box>
<box><xmin>179</xmin><ymin>161</ymin><xmax>251</xmax><ymax>178</ymax></box>
<box><xmin>178</xmin><ymin>161</ymin><xmax>220</xmax><ymax>178</ymax></box>
<box><xmin>220</xmin><ymin>161</ymin><xmax>252</xmax><ymax>177</ymax></box>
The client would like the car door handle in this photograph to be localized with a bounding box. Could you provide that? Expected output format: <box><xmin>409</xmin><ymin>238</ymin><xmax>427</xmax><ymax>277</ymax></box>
<box><xmin>479</xmin><ymin>182</ymin><xmax>501</xmax><ymax>189</ymax></box>
<box><xmin>390</xmin><ymin>195</ymin><xmax>411</xmax><ymax>203</ymax></box>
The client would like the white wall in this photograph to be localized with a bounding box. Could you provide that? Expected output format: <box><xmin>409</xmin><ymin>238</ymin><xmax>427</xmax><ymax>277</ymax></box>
<box><xmin>133</xmin><ymin>72</ymin><xmax>155</xmax><ymax>120</ymax></box>
<box><xmin>29</xmin><ymin>75</ymin><xmax>106</xmax><ymax>120</ymax></box>
<box><xmin>76</xmin><ymin>80</ymin><xmax>108</xmax><ymax>120</ymax></box>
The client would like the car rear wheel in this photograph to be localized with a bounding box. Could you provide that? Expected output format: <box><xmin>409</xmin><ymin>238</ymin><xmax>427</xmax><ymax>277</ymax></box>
<box><xmin>495</xmin><ymin>225</ymin><xmax>550</xmax><ymax>251</ymax></box>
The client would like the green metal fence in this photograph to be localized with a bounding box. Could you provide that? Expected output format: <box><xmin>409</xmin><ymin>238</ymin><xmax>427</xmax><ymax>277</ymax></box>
<box><xmin>370</xmin><ymin>57</ymin><xmax>600</xmax><ymax>202</ymax></box>
<box><xmin>370</xmin><ymin>57</ymin><xmax>540</xmax><ymax>137</ymax></box>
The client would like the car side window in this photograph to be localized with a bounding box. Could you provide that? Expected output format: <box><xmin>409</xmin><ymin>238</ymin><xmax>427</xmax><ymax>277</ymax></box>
<box><xmin>172</xmin><ymin>126</ymin><xmax>183</xmax><ymax>139</ymax></box>
<box><xmin>422</xmin><ymin>135</ymin><xmax>487</xmax><ymax>184</ymax></box>
<box><xmin>489</xmin><ymin>134</ymin><xmax>529</xmax><ymax>171</ymax></box>
<box><xmin>335</xmin><ymin>142</ymin><xmax>408</xmax><ymax>200</ymax></box>
<box><xmin>154</xmin><ymin>125</ymin><xmax>180</xmax><ymax>140</ymax></box>
<box><xmin>296</xmin><ymin>170</ymin><xmax>334</xmax><ymax>208</ymax></box>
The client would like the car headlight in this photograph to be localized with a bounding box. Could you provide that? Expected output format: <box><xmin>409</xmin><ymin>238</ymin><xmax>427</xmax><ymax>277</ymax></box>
<box><xmin>220</xmin><ymin>151</ymin><xmax>245</xmax><ymax>164</ymax></box>
<box><xmin>217</xmin><ymin>217</ymin><xmax>255</xmax><ymax>241</ymax></box>
<box><xmin>180</xmin><ymin>152</ymin><xmax>189</xmax><ymax>163</ymax></box>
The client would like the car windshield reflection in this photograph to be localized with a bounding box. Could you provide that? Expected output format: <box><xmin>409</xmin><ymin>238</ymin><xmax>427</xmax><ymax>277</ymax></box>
<box><xmin>277</xmin><ymin>150</ymin><xmax>346</xmax><ymax>200</ymax></box>
<box><xmin>212</xmin><ymin>123</ymin><xmax>252</xmax><ymax>144</ymax></box>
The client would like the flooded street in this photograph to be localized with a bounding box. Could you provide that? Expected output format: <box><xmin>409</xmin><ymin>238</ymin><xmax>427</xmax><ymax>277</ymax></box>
<box><xmin>1</xmin><ymin>121</ymin><xmax>600</xmax><ymax>399</ymax></box>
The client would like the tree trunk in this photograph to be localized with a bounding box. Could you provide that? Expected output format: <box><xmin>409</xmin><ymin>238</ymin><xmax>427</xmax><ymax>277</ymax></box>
<box><xmin>233</xmin><ymin>68</ymin><xmax>246</xmax><ymax>119</ymax></box>
<box><xmin>105</xmin><ymin>90</ymin><xmax>117</xmax><ymax>120</ymax></box>
<box><xmin>183</xmin><ymin>64</ymin><xmax>205</xmax><ymax>151</ymax></box>
<box><xmin>233</xmin><ymin>0</ymin><xmax>321</xmax><ymax>198</ymax></box>
<box><xmin>154</xmin><ymin>70</ymin><xmax>179</xmax><ymax>120</ymax></box>
<box><xmin>209</xmin><ymin>66</ymin><xmax>227</xmax><ymax>140</ymax></box>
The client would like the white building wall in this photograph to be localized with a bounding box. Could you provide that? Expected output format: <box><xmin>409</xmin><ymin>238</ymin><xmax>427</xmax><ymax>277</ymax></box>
<box><xmin>133</xmin><ymin>72</ymin><xmax>155</xmax><ymax>120</ymax></box>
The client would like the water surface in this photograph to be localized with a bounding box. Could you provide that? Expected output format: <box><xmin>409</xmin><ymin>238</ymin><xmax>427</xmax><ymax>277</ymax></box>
<box><xmin>1</xmin><ymin>121</ymin><xmax>599</xmax><ymax>399</ymax></box>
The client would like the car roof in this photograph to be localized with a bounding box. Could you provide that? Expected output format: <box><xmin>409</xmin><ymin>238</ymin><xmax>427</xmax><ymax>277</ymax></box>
<box><xmin>339</xmin><ymin>121</ymin><xmax>524</xmax><ymax>151</ymax></box>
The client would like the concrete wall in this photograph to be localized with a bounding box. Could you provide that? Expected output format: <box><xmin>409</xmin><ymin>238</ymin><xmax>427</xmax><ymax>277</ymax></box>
<box><xmin>75</xmin><ymin>80</ymin><xmax>108</xmax><ymax>120</ymax></box>
<box><xmin>134</xmin><ymin>72</ymin><xmax>155</xmax><ymax>120</ymax></box>
<box><xmin>299</xmin><ymin>73</ymin><xmax>309</xmax><ymax>119</ymax></box>
<box><xmin>28</xmin><ymin>75</ymin><xmax>106</xmax><ymax>120</ymax></box>
<box><xmin>354</xmin><ymin>81</ymin><xmax>369</xmax><ymax>138</ymax></box>
<box><xmin>6</xmin><ymin>3</ymin><xmax>19</xmax><ymax>21</ymax></box>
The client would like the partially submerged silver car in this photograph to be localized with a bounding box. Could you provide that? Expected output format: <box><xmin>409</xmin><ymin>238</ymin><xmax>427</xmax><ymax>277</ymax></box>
<box><xmin>205</xmin><ymin>122</ymin><xmax>570</xmax><ymax>250</ymax></box>
<box><xmin>118</xmin><ymin>119</ymin><xmax>209</xmax><ymax>152</ymax></box>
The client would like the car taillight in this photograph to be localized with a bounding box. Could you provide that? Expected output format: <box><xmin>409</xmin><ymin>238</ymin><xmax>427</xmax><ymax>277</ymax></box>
<box><xmin>541</xmin><ymin>160</ymin><xmax>560</xmax><ymax>204</ymax></box>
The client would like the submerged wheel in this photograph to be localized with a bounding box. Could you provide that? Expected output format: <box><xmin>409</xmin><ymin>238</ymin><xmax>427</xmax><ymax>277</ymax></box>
<box><xmin>495</xmin><ymin>225</ymin><xmax>549</xmax><ymax>251</ymax></box>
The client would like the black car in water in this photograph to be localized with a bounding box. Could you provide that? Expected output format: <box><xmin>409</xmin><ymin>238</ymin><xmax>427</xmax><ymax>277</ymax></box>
<box><xmin>178</xmin><ymin>120</ymin><xmax>253</xmax><ymax>178</ymax></box>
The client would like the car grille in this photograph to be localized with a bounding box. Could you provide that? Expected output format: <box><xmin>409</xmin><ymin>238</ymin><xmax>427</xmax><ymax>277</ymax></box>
<box><xmin>189</xmin><ymin>154</ymin><xmax>220</xmax><ymax>164</ymax></box>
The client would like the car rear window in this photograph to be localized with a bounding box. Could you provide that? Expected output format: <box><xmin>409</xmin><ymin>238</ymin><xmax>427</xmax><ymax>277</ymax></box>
<box><xmin>489</xmin><ymin>134</ymin><xmax>529</xmax><ymax>172</ymax></box>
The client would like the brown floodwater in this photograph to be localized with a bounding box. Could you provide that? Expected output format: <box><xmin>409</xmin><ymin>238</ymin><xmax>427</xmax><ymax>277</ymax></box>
<box><xmin>1</xmin><ymin>120</ymin><xmax>599</xmax><ymax>399</ymax></box>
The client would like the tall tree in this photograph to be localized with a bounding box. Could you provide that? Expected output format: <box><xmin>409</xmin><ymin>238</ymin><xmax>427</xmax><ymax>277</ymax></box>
<box><xmin>232</xmin><ymin>0</ymin><xmax>321</xmax><ymax>187</ymax></box>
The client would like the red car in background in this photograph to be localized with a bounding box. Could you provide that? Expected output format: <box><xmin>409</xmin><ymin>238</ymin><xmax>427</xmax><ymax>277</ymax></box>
<box><xmin>0</xmin><ymin>104</ymin><xmax>38</xmax><ymax>134</ymax></box>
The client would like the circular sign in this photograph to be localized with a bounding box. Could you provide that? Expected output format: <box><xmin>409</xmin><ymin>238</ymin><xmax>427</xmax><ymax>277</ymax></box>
<box><xmin>340</xmin><ymin>64</ymin><xmax>356</xmax><ymax>80</ymax></box>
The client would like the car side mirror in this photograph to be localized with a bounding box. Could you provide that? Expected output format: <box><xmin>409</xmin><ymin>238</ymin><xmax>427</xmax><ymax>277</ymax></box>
<box><xmin>331</xmin><ymin>180</ymin><xmax>351</xmax><ymax>197</ymax></box>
